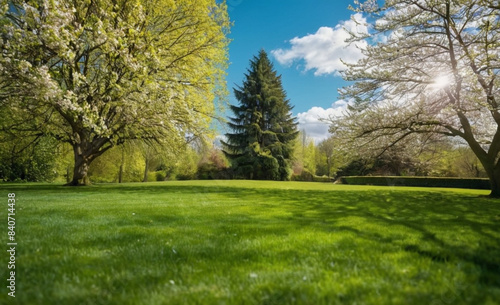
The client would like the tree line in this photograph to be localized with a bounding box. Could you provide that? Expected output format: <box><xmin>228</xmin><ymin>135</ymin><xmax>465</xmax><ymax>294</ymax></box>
<box><xmin>0</xmin><ymin>125</ymin><xmax>486</xmax><ymax>183</ymax></box>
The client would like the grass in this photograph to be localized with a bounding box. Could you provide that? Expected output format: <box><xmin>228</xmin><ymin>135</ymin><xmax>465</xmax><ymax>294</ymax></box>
<box><xmin>1</xmin><ymin>180</ymin><xmax>499</xmax><ymax>305</ymax></box>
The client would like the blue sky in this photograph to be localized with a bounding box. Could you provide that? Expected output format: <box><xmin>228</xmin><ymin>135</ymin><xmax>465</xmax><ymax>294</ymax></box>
<box><xmin>223</xmin><ymin>0</ymin><xmax>368</xmax><ymax>142</ymax></box>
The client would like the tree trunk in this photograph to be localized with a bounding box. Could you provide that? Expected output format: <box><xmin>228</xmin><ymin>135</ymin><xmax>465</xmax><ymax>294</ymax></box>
<box><xmin>119</xmin><ymin>147</ymin><xmax>124</xmax><ymax>183</ymax></box>
<box><xmin>478</xmin><ymin>159</ymin><xmax>500</xmax><ymax>197</ymax></box>
<box><xmin>119</xmin><ymin>164</ymin><xmax>124</xmax><ymax>184</ymax></box>
<box><xmin>143</xmin><ymin>157</ymin><xmax>149</xmax><ymax>182</ymax></box>
<box><xmin>64</xmin><ymin>134</ymin><xmax>112</xmax><ymax>186</ymax></box>
<box><xmin>461</xmin><ymin>132</ymin><xmax>500</xmax><ymax>197</ymax></box>
<box><xmin>326</xmin><ymin>157</ymin><xmax>331</xmax><ymax>178</ymax></box>
<box><xmin>487</xmin><ymin>167</ymin><xmax>500</xmax><ymax>198</ymax></box>
<box><xmin>67</xmin><ymin>149</ymin><xmax>91</xmax><ymax>186</ymax></box>
<box><xmin>66</xmin><ymin>166</ymin><xmax>71</xmax><ymax>184</ymax></box>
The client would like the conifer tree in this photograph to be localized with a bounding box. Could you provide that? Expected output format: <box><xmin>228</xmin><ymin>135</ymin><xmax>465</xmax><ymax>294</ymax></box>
<box><xmin>222</xmin><ymin>50</ymin><xmax>298</xmax><ymax>180</ymax></box>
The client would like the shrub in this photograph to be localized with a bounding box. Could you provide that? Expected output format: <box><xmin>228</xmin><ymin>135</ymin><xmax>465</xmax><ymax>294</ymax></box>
<box><xmin>176</xmin><ymin>173</ymin><xmax>195</xmax><ymax>180</ymax></box>
<box><xmin>291</xmin><ymin>169</ymin><xmax>314</xmax><ymax>181</ymax></box>
<box><xmin>313</xmin><ymin>175</ymin><xmax>333</xmax><ymax>183</ymax></box>
<box><xmin>155</xmin><ymin>171</ymin><xmax>166</xmax><ymax>181</ymax></box>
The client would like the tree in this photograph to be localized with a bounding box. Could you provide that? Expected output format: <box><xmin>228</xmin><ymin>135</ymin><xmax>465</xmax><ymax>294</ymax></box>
<box><xmin>222</xmin><ymin>50</ymin><xmax>298</xmax><ymax>180</ymax></box>
<box><xmin>303</xmin><ymin>138</ymin><xmax>317</xmax><ymax>175</ymax></box>
<box><xmin>317</xmin><ymin>136</ymin><xmax>336</xmax><ymax>178</ymax></box>
<box><xmin>330</xmin><ymin>0</ymin><xmax>500</xmax><ymax>196</ymax></box>
<box><xmin>291</xmin><ymin>130</ymin><xmax>316</xmax><ymax>176</ymax></box>
<box><xmin>0</xmin><ymin>0</ymin><xmax>230</xmax><ymax>185</ymax></box>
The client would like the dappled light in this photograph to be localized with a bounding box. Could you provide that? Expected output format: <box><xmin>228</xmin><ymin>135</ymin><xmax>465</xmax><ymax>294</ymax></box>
<box><xmin>4</xmin><ymin>181</ymin><xmax>499</xmax><ymax>304</ymax></box>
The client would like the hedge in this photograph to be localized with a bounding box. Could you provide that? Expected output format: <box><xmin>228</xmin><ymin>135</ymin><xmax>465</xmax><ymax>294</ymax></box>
<box><xmin>313</xmin><ymin>176</ymin><xmax>334</xmax><ymax>183</ymax></box>
<box><xmin>291</xmin><ymin>171</ymin><xmax>334</xmax><ymax>183</ymax></box>
<box><xmin>339</xmin><ymin>176</ymin><xmax>491</xmax><ymax>190</ymax></box>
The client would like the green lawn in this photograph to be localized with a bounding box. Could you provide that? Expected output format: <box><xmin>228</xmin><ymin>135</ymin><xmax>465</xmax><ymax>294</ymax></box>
<box><xmin>1</xmin><ymin>181</ymin><xmax>499</xmax><ymax>305</ymax></box>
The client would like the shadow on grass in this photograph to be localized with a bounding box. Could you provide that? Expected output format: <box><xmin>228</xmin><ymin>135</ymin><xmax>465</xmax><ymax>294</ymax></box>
<box><xmin>158</xmin><ymin>184</ymin><xmax>500</xmax><ymax>288</ymax></box>
<box><xmin>109</xmin><ymin>184</ymin><xmax>500</xmax><ymax>286</ymax></box>
<box><xmin>261</xmin><ymin>187</ymin><xmax>500</xmax><ymax>287</ymax></box>
<box><xmin>9</xmin><ymin>182</ymin><xmax>500</xmax><ymax>304</ymax></box>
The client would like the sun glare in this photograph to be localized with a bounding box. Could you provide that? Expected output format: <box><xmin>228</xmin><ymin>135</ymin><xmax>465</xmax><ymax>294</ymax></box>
<box><xmin>432</xmin><ymin>75</ymin><xmax>451</xmax><ymax>90</ymax></box>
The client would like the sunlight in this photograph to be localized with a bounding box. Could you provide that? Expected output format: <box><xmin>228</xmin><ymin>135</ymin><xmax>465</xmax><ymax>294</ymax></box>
<box><xmin>431</xmin><ymin>74</ymin><xmax>451</xmax><ymax>90</ymax></box>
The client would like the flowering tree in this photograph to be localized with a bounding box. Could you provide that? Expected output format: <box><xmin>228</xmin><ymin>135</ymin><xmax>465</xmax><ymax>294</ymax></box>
<box><xmin>0</xmin><ymin>0</ymin><xmax>229</xmax><ymax>185</ymax></box>
<box><xmin>330</xmin><ymin>0</ymin><xmax>500</xmax><ymax>196</ymax></box>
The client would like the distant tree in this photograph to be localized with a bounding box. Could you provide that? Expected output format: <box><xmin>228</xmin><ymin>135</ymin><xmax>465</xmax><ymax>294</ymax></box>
<box><xmin>422</xmin><ymin>142</ymin><xmax>487</xmax><ymax>178</ymax></box>
<box><xmin>170</xmin><ymin>145</ymin><xmax>199</xmax><ymax>180</ymax></box>
<box><xmin>222</xmin><ymin>50</ymin><xmax>298</xmax><ymax>180</ymax></box>
<box><xmin>0</xmin><ymin>0</ymin><xmax>230</xmax><ymax>185</ymax></box>
<box><xmin>137</xmin><ymin>142</ymin><xmax>164</xmax><ymax>183</ymax></box>
<box><xmin>317</xmin><ymin>137</ymin><xmax>336</xmax><ymax>178</ymax></box>
<box><xmin>330</xmin><ymin>0</ymin><xmax>500</xmax><ymax>196</ymax></box>
<box><xmin>87</xmin><ymin>143</ymin><xmax>144</xmax><ymax>183</ymax></box>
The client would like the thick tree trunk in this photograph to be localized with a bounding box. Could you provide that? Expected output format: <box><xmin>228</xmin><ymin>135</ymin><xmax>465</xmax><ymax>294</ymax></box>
<box><xmin>461</xmin><ymin>129</ymin><xmax>500</xmax><ymax>197</ymax></box>
<box><xmin>479</xmin><ymin>159</ymin><xmax>500</xmax><ymax>197</ymax></box>
<box><xmin>487</xmin><ymin>167</ymin><xmax>500</xmax><ymax>198</ymax></box>
<box><xmin>64</xmin><ymin>132</ymin><xmax>112</xmax><ymax>186</ymax></box>
<box><xmin>67</xmin><ymin>149</ymin><xmax>91</xmax><ymax>186</ymax></box>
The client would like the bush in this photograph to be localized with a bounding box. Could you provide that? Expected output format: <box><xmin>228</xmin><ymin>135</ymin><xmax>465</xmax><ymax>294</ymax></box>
<box><xmin>339</xmin><ymin>176</ymin><xmax>490</xmax><ymax>190</ymax></box>
<box><xmin>176</xmin><ymin>173</ymin><xmax>195</xmax><ymax>180</ymax></box>
<box><xmin>313</xmin><ymin>175</ymin><xmax>333</xmax><ymax>183</ymax></box>
<box><xmin>197</xmin><ymin>163</ymin><xmax>217</xmax><ymax>180</ymax></box>
<box><xmin>196</xmin><ymin>163</ymin><xmax>232</xmax><ymax>180</ymax></box>
<box><xmin>155</xmin><ymin>171</ymin><xmax>166</xmax><ymax>181</ymax></box>
<box><xmin>291</xmin><ymin>169</ymin><xmax>314</xmax><ymax>181</ymax></box>
<box><xmin>197</xmin><ymin>148</ymin><xmax>231</xmax><ymax>180</ymax></box>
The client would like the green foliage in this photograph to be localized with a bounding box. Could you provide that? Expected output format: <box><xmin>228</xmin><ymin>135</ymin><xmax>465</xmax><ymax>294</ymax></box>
<box><xmin>336</xmin><ymin>158</ymin><xmax>374</xmax><ymax>177</ymax></box>
<box><xmin>312</xmin><ymin>175</ymin><xmax>333</xmax><ymax>183</ymax></box>
<box><xmin>421</xmin><ymin>145</ymin><xmax>487</xmax><ymax>178</ymax></box>
<box><xmin>315</xmin><ymin>136</ymin><xmax>342</xmax><ymax>178</ymax></box>
<box><xmin>172</xmin><ymin>146</ymin><xmax>199</xmax><ymax>180</ymax></box>
<box><xmin>337</xmin><ymin>149</ymin><xmax>427</xmax><ymax>178</ymax></box>
<box><xmin>290</xmin><ymin>169</ymin><xmax>314</xmax><ymax>182</ymax></box>
<box><xmin>2</xmin><ymin>181</ymin><xmax>498</xmax><ymax>305</ymax></box>
<box><xmin>0</xmin><ymin>136</ymin><xmax>58</xmax><ymax>182</ymax></box>
<box><xmin>146</xmin><ymin>145</ymin><xmax>200</xmax><ymax>181</ymax></box>
<box><xmin>223</xmin><ymin>50</ymin><xmax>298</xmax><ymax>180</ymax></box>
<box><xmin>88</xmin><ymin>145</ymin><xmax>144</xmax><ymax>183</ymax></box>
<box><xmin>196</xmin><ymin>147</ymin><xmax>230</xmax><ymax>179</ymax></box>
<box><xmin>0</xmin><ymin>0</ymin><xmax>230</xmax><ymax>185</ymax></box>
<box><xmin>302</xmin><ymin>139</ymin><xmax>317</xmax><ymax>174</ymax></box>
<box><xmin>52</xmin><ymin>144</ymin><xmax>74</xmax><ymax>183</ymax></box>
<box><xmin>152</xmin><ymin>171</ymin><xmax>165</xmax><ymax>181</ymax></box>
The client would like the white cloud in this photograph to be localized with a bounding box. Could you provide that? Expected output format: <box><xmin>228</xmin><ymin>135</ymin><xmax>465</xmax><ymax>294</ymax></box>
<box><xmin>272</xmin><ymin>13</ymin><xmax>368</xmax><ymax>76</ymax></box>
<box><xmin>297</xmin><ymin>101</ymin><xmax>347</xmax><ymax>143</ymax></box>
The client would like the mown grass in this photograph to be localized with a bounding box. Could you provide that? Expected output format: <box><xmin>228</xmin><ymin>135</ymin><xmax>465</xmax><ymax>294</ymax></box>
<box><xmin>1</xmin><ymin>180</ymin><xmax>499</xmax><ymax>305</ymax></box>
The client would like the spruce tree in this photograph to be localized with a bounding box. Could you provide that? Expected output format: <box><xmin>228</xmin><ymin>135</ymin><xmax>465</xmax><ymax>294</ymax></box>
<box><xmin>222</xmin><ymin>50</ymin><xmax>298</xmax><ymax>180</ymax></box>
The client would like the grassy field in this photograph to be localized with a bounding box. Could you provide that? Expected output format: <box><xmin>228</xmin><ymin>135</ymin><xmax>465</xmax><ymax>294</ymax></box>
<box><xmin>0</xmin><ymin>180</ymin><xmax>499</xmax><ymax>305</ymax></box>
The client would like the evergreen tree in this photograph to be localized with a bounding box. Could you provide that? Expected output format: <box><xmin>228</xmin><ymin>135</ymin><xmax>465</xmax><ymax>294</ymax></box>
<box><xmin>222</xmin><ymin>50</ymin><xmax>298</xmax><ymax>180</ymax></box>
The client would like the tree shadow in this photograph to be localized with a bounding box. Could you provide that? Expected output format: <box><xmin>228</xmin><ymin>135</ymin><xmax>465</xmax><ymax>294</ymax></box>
<box><xmin>10</xmin><ymin>182</ymin><xmax>500</xmax><ymax>304</ymax></box>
